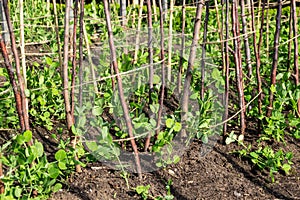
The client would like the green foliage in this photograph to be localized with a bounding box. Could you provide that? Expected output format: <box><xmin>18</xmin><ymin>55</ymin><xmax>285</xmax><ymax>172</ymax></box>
<box><xmin>135</xmin><ymin>179</ymin><xmax>174</xmax><ymax>200</ymax></box>
<box><xmin>0</xmin><ymin>131</ymin><xmax>62</xmax><ymax>199</ymax></box>
<box><xmin>249</xmin><ymin>147</ymin><xmax>293</xmax><ymax>182</ymax></box>
<box><xmin>135</xmin><ymin>184</ymin><xmax>151</xmax><ymax>200</ymax></box>
<box><xmin>0</xmin><ymin>68</ymin><xmax>19</xmax><ymax>128</ymax></box>
<box><xmin>0</xmin><ymin>130</ymin><xmax>86</xmax><ymax>199</ymax></box>
<box><xmin>227</xmin><ymin>132</ymin><xmax>294</xmax><ymax>183</ymax></box>
<box><xmin>2</xmin><ymin>2</ymin><xmax>299</xmax><ymax>198</ymax></box>
<box><xmin>27</xmin><ymin>57</ymin><xmax>65</xmax><ymax>130</ymax></box>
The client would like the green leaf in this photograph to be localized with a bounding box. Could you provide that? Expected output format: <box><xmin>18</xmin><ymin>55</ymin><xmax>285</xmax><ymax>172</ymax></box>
<box><xmin>157</xmin><ymin>132</ymin><xmax>164</xmax><ymax>140</ymax></box>
<box><xmin>48</xmin><ymin>166</ymin><xmax>60</xmax><ymax>179</ymax></box>
<box><xmin>238</xmin><ymin>134</ymin><xmax>244</xmax><ymax>142</ymax></box>
<box><xmin>281</xmin><ymin>163</ymin><xmax>291</xmax><ymax>174</ymax></box>
<box><xmin>45</xmin><ymin>57</ymin><xmax>52</xmax><ymax>65</ymax></box>
<box><xmin>202</xmin><ymin>134</ymin><xmax>208</xmax><ymax>144</ymax></box>
<box><xmin>14</xmin><ymin>186</ymin><xmax>22</xmax><ymax>198</ymax></box>
<box><xmin>156</xmin><ymin>162</ymin><xmax>162</xmax><ymax>167</ymax></box>
<box><xmin>34</xmin><ymin>142</ymin><xmax>44</xmax><ymax>157</ymax></box>
<box><xmin>250</xmin><ymin>152</ymin><xmax>259</xmax><ymax>159</ymax></box>
<box><xmin>270</xmin><ymin>84</ymin><xmax>276</xmax><ymax>93</ymax></box>
<box><xmin>16</xmin><ymin>134</ymin><xmax>25</xmax><ymax>145</ymax></box>
<box><xmin>166</xmin><ymin>118</ymin><xmax>174</xmax><ymax>128</ymax></box>
<box><xmin>58</xmin><ymin>161</ymin><xmax>67</xmax><ymax>170</ymax></box>
<box><xmin>173</xmin><ymin>122</ymin><xmax>182</xmax><ymax>132</ymax></box>
<box><xmin>55</xmin><ymin>149</ymin><xmax>67</xmax><ymax>161</ymax></box>
<box><xmin>86</xmin><ymin>141</ymin><xmax>99</xmax><ymax>152</ymax></box>
<box><xmin>199</xmin><ymin>121</ymin><xmax>209</xmax><ymax>129</ymax></box>
<box><xmin>173</xmin><ymin>155</ymin><xmax>180</xmax><ymax>164</ymax></box>
<box><xmin>212</xmin><ymin>68</ymin><xmax>221</xmax><ymax>80</ymax></box>
<box><xmin>225</xmin><ymin>132</ymin><xmax>237</xmax><ymax>145</ymax></box>
<box><xmin>70</xmin><ymin>125</ymin><xmax>77</xmax><ymax>136</ymax></box>
<box><xmin>33</xmin><ymin>61</ymin><xmax>40</xmax><ymax>67</ymax></box>
<box><xmin>92</xmin><ymin>106</ymin><xmax>103</xmax><ymax>116</ymax></box>
<box><xmin>23</xmin><ymin>130</ymin><xmax>32</xmax><ymax>143</ymax></box>
<box><xmin>190</xmin><ymin>93</ymin><xmax>198</xmax><ymax>100</ymax></box>
<box><xmin>153</xmin><ymin>75</ymin><xmax>161</xmax><ymax>85</ymax></box>
<box><xmin>25</xmin><ymin>89</ymin><xmax>30</xmax><ymax>97</ymax></box>
<box><xmin>25</xmin><ymin>147</ymin><xmax>30</xmax><ymax>157</ymax></box>
<box><xmin>53</xmin><ymin>183</ymin><xmax>62</xmax><ymax>193</ymax></box>
<box><xmin>44</xmin><ymin>111</ymin><xmax>50</xmax><ymax>118</ymax></box>
<box><xmin>276</xmin><ymin>73</ymin><xmax>284</xmax><ymax>80</ymax></box>
<box><xmin>149</xmin><ymin>118</ymin><xmax>156</xmax><ymax>127</ymax></box>
<box><xmin>136</xmin><ymin>185</ymin><xmax>150</xmax><ymax>194</ymax></box>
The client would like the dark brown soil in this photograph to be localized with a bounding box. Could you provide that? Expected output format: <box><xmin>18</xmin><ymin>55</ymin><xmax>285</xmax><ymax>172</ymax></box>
<box><xmin>47</xmin><ymin>135</ymin><xmax>300</xmax><ymax>200</ymax></box>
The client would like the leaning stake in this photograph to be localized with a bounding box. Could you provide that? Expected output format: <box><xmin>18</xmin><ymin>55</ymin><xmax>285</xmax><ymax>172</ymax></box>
<box><xmin>103</xmin><ymin>0</ymin><xmax>142</xmax><ymax>178</ymax></box>
<box><xmin>267</xmin><ymin>0</ymin><xmax>282</xmax><ymax>117</ymax></box>
<box><xmin>181</xmin><ymin>0</ymin><xmax>204</xmax><ymax>137</ymax></box>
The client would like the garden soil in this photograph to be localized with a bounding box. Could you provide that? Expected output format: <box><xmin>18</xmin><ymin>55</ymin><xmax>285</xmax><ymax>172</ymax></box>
<box><xmin>47</xmin><ymin>134</ymin><xmax>300</xmax><ymax>200</ymax></box>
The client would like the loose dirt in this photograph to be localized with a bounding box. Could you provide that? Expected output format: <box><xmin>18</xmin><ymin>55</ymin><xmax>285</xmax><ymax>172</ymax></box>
<box><xmin>48</xmin><ymin>135</ymin><xmax>300</xmax><ymax>200</ymax></box>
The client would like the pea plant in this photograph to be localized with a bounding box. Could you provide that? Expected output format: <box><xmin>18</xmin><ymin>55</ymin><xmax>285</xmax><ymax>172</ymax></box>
<box><xmin>0</xmin><ymin>0</ymin><xmax>299</xmax><ymax>199</ymax></box>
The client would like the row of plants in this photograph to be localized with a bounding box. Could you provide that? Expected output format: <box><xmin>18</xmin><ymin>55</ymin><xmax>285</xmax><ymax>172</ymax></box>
<box><xmin>0</xmin><ymin>0</ymin><xmax>300</xmax><ymax>199</ymax></box>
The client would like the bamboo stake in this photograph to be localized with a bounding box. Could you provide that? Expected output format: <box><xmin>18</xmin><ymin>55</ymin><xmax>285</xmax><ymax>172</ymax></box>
<box><xmin>246</xmin><ymin>0</ymin><xmax>252</xmax><ymax>33</ymax></box>
<box><xmin>177</xmin><ymin>0</ymin><xmax>186</xmax><ymax>94</ymax></box>
<box><xmin>223</xmin><ymin>0</ymin><xmax>230</xmax><ymax>136</ymax></box>
<box><xmin>71</xmin><ymin>0</ymin><xmax>78</xmax><ymax>119</ymax></box>
<box><xmin>0</xmin><ymin>2</ymin><xmax>9</xmax><ymax>44</ymax></box>
<box><xmin>52</xmin><ymin>0</ymin><xmax>63</xmax><ymax>71</ymax></box>
<box><xmin>214</xmin><ymin>0</ymin><xmax>225</xmax><ymax>77</ymax></box>
<box><xmin>162</xmin><ymin>0</ymin><xmax>168</xmax><ymax>20</ymax></box>
<box><xmin>79</xmin><ymin>0</ymin><xmax>84</xmax><ymax>107</ymax></box>
<box><xmin>167</xmin><ymin>0</ymin><xmax>174</xmax><ymax>83</ymax></box>
<box><xmin>232</xmin><ymin>0</ymin><xmax>246</xmax><ymax>136</ymax></box>
<box><xmin>256</xmin><ymin>0</ymin><xmax>262</xmax><ymax>31</ymax></box>
<box><xmin>83</xmin><ymin>21</ymin><xmax>98</xmax><ymax>94</ymax></box>
<box><xmin>2</xmin><ymin>0</ymin><xmax>30</xmax><ymax>137</ymax></box>
<box><xmin>62</xmin><ymin>0</ymin><xmax>73</xmax><ymax>131</ymax></box>
<box><xmin>120</xmin><ymin>0</ymin><xmax>128</xmax><ymax>54</ymax></box>
<box><xmin>153</xmin><ymin>0</ymin><xmax>158</xmax><ymax>22</ymax></box>
<box><xmin>71</xmin><ymin>0</ymin><xmax>82</xmax><ymax>173</ymax></box>
<box><xmin>155</xmin><ymin>0</ymin><xmax>167</xmax><ymax>139</ymax></box>
<box><xmin>240</xmin><ymin>0</ymin><xmax>252</xmax><ymax>78</ymax></box>
<box><xmin>0</xmin><ymin>34</ymin><xmax>24</xmax><ymax>132</ymax></box>
<box><xmin>181</xmin><ymin>0</ymin><xmax>204</xmax><ymax>137</ymax></box>
<box><xmin>144</xmin><ymin>0</ymin><xmax>154</xmax><ymax>151</ymax></box>
<box><xmin>266</xmin><ymin>0</ymin><xmax>282</xmax><ymax>117</ymax></box>
<box><xmin>62</xmin><ymin>1</ymin><xmax>81</xmax><ymax>173</ymax></box>
<box><xmin>287</xmin><ymin>4</ymin><xmax>293</xmax><ymax>71</ymax></box>
<box><xmin>19</xmin><ymin>0</ymin><xmax>29</xmax><ymax>132</ymax></box>
<box><xmin>133</xmin><ymin>0</ymin><xmax>144</xmax><ymax>63</ymax></box>
<box><xmin>291</xmin><ymin>0</ymin><xmax>300</xmax><ymax>115</ymax></box>
<box><xmin>200</xmin><ymin>1</ymin><xmax>209</xmax><ymax>100</ymax></box>
<box><xmin>257</xmin><ymin>0</ymin><xmax>266</xmax><ymax>56</ymax></box>
<box><xmin>250</xmin><ymin>0</ymin><xmax>262</xmax><ymax>131</ymax></box>
<box><xmin>103</xmin><ymin>0</ymin><xmax>142</xmax><ymax>178</ymax></box>
<box><xmin>266</xmin><ymin>0</ymin><xmax>269</xmax><ymax>59</ymax></box>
